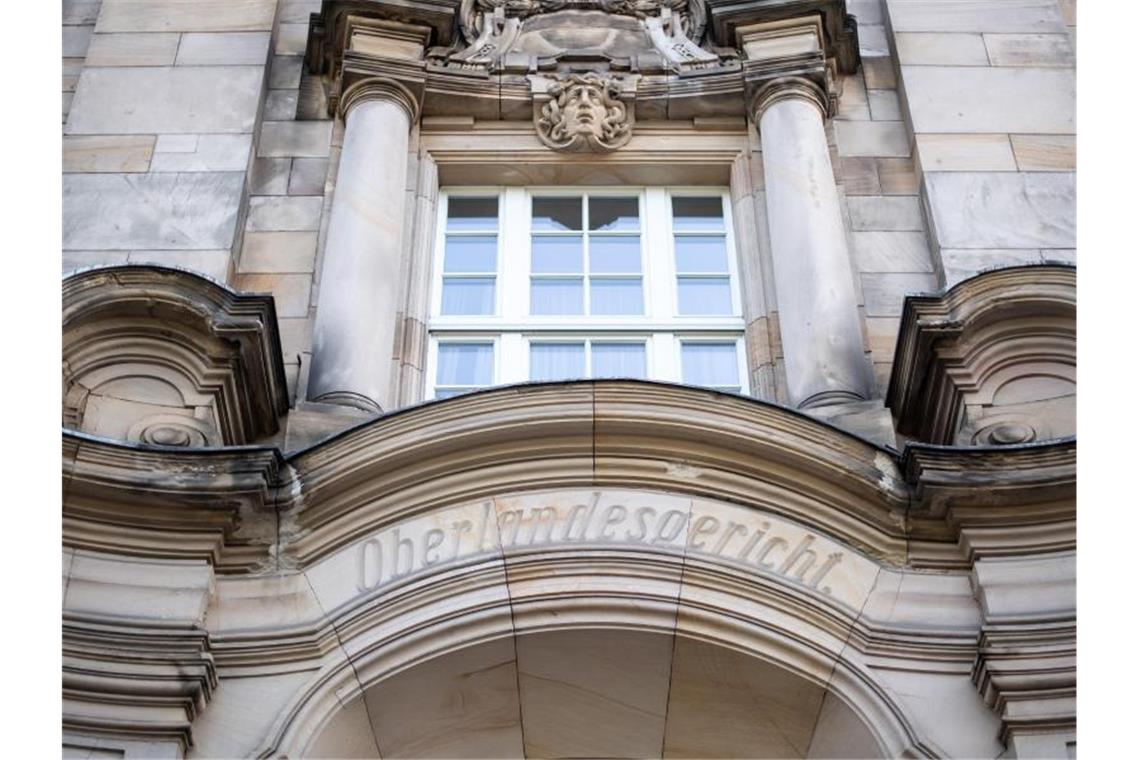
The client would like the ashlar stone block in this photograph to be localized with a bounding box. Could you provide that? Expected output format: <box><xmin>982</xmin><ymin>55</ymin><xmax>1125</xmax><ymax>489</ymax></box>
<box><xmin>96</xmin><ymin>0</ymin><xmax>276</xmax><ymax>33</ymax></box>
<box><xmin>247</xmin><ymin>196</ymin><xmax>324</xmax><ymax>232</ymax></box>
<box><xmin>84</xmin><ymin>32</ymin><xmax>180</xmax><ymax>66</ymax></box>
<box><xmin>915</xmin><ymin>134</ymin><xmax>1017</xmax><ymax>172</ymax></box>
<box><xmin>1010</xmin><ymin>134</ymin><xmax>1076</xmax><ymax>170</ymax></box>
<box><xmin>258</xmin><ymin>121</ymin><xmax>333</xmax><ymax>158</ymax></box>
<box><xmin>901</xmin><ymin>66</ymin><xmax>1074</xmax><ymax>134</ymax></box>
<box><xmin>895</xmin><ymin>33</ymin><xmax>989</xmax><ymax>66</ymax></box>
<box><xmin>925</xmin><ymin>171</ymin><xmax>1075</xmax><ymax>249</ymax></box>
<box><xmin>239</xmin><ymin>231</ymin><xmax>319</xmax><ymax>273</ymax></box>
<box><xmin>835</xmin><ymin>121</ymin><xmax>910</xmax><ymax>158</ymax></box>
<box><xmin>983</xmin><ymin>33</ymin><xmax>1075</xmax><ymax>67</ymax></box>
<box><xmin>64</xmin><ymin>172</ymin><xmax>244</xmax><ymax>250</ymax></box>
<box><xmin>63</xmin><ymin>135</ymin><xmax>155</xmax><ymax>173</ymax></box>
<box><xmin>176</xmin><ymin>32</ymin><xmax>272</xmax><ymax>66</ymax></box>
<box><xmin>852</xmin><ymin>231</ymin><xmax>933</xmax><ymax>273</ymax></box>
<box><xmin>149</xmin><ymin>134</ymin><xmax>253</xmax><ymax>172</ymax></box>
<box><xmin>847</xmin><ymin>196</ymin><xmax>924</xmax><ymax>231</ymax></box>
<box><xmin>66</xmin><ymin>66</ymin><xmax>264</xmax><ymax>135</ymax></box>
<box><xmin>887</xmin><ymin>0</ymin><xmax>1066</xmax><ymax>34</ymax></box>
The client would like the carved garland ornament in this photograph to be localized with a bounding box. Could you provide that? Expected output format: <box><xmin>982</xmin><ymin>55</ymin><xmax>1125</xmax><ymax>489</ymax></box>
<box><xmin>535</xmin><ymin>74</ymin><xmax>633</xmax><ymax>152</ymax></box>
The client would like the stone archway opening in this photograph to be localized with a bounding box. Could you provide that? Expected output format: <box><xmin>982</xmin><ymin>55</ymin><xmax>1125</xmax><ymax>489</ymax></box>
<box><xmin>305</xmin><ymin>628</ymin><xmax>886</xmax><ymax>759</ymax></box>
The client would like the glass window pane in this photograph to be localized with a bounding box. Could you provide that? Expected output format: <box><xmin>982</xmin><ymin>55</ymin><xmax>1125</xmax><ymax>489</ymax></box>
<box><xmin>674</xmin><ymin>235</ymin><xmax>728</xmax><ymax>273</ymax></box>
<box><xmin>532</xmin><ymin>197</ymin><xmax>582</xmax><ymax>231</ymax></box>
<box><xmin>444</xmin><ymin>235</ymin><xmax>497</xmax><ymax>273</ymax></box>
<box><xmin>677</xmin><ymin>277</ymin><xmax>733</xmax><ymax>315</ymax></box>
<box><xmin>532</xmin><ymin>235</ymin><xmax>583</xmax><ymax>273</ymax></box>
<box><xmin>672</xmin><ymin>196</ymin><xmax>725</xmax><ymax>231</ymax></box>
<box><xmin>589</xmin><ymin>236</ymin><xmax>641</xmax><ymax>273</ymax></box>
<box><xmin>531</xmin><ymin>278</ymin><xmax>584</xmax><ymax>315</ymax></box>
<box><xmin>589</xmin><ymin>197</ymin><xmax>639</xmax><ymax>231</ymax></box>
<box><xmin>590</xmin><ymin>278</ymin><xmax>643</xmax><ymax>315</ymax></box>
<box><xmin>441</xmin><ymin>278</ymin><xmax>495</xmax><ymax>315</ymax></box>
<box><xmin>682</xmin><ymin>342</ymin><xmax>738</xmax><ymax>387</ymax></box>
<box><xmin>446</xmin><ymin>197</ymin><xmax>498</xmax><ymax>231</ymax></box>
<box><xmin>592</xmin><ymin>343</ymin><xmax>646</xmax><ymax>379</ymax></box>
<box><xmin>530</xmin><ymin>342</ymin><xmax>586</xmax><ymax>381</ymax></box>
<box><xmin>437</xmin><ymin>343</ymin><xmax>493</xmax><ymax>386</ymax></box>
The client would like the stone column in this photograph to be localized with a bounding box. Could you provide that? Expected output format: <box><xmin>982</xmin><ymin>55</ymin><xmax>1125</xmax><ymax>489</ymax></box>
<box><xmin>754</xmin><ymin>80</ymin><xmax>871</xmax><ymax>409</ymax></box>
<box><xmin>308</xmin><ymin>80</ymin><xmax>417</xmax><ymax>413</ymax></box>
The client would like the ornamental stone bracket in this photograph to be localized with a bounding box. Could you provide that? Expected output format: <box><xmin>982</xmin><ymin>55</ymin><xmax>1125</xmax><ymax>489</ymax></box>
<box><xmin>531</xmin><ymin>72</ymin><xmax>636</xmax><ymax>151</ymax></box>
<box><xmin>62</xmin><ymin>265</ymin><xmax>290</xmax><ymax>448</ymax></box>
<box><xmin>886</xmin><ymin>264</ymin><xmax>1076</xmax><ymax>447</ymax></box>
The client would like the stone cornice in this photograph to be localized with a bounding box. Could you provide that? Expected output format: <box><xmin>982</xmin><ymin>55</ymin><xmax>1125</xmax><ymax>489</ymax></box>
<box><xmin>705</xmin><ymin>0</ymin><xmax>859</xmax><ymax>73</ymax></box>
<box><xmin>63</xmin><ymin>381</ymin><xmax>1075</xmax><ymax>573</ymax></box>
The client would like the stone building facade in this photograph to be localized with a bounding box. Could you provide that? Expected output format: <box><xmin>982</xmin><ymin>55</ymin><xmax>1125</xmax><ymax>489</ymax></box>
<box><xmin>61</xmin><ymin>1</ymin><xmax>1076</xmax><ymax>757</ymax></box>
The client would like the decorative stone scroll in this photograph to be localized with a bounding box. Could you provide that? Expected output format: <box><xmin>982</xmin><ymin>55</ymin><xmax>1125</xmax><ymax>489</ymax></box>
<box><xmin>534</xmin><ymin>73</ymin><xmax>634</xmax><ymax>152</ymax></box>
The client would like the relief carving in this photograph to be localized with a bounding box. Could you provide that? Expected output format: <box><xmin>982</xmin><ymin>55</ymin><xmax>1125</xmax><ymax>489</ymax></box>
<box><xmin>535</xmin><ymin>73</ymin><xmax>633</xmax><ymax>152</ymax></box>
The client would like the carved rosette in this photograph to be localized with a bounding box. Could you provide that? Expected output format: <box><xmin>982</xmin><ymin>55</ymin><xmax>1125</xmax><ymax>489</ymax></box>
<box><xmin>535</xmin><ymin>74</ymin><xmax>633</xmax><ymax>153</ymax></box>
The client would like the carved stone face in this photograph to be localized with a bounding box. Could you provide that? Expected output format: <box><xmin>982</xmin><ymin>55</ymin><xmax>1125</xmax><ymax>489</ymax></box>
<box><xmin>536</xmin><ymin>74</ymin><xmax>633</xmax><ymax>152</ymax></box>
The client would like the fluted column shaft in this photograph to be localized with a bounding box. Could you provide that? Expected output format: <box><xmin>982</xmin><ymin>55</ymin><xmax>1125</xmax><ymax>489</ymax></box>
<box><xmin>308</xmin><ymin>82</ymin><xmax>416</xmax><ymax>413</ymax></box>
<box><xmin>756</xmin><ymin>82</ymin><xmax>870</xmax><ymax>408</ymax></box>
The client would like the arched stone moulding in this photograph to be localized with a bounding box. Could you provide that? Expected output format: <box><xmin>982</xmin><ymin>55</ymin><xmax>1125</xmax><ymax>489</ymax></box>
<box><xmin>62</xmin><ymin>382</ymin><xmax>1072</xmax><ymax>757</ymax></box>
<box><xmin>886</xmin><ymin>264</ymin><xmax>1076</xmax><ymax>447</ymax></box>
<box><xmin>62</xmin><ymin>265</ymin><xmax>290</xmax><ymax>447</ymax></box>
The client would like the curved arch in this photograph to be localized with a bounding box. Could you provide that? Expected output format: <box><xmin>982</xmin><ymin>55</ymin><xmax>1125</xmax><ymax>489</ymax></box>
<box><xmin>241</xmin><ymin>486</ymin><xmax>958</xmax><ymax>758</ymax></box>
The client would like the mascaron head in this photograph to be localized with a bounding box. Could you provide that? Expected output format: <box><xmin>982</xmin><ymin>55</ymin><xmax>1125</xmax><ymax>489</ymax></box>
<box><xmin>536</xmin><ymin>74</ymin><xmax>632</xmax><ymax>153</ymax></box>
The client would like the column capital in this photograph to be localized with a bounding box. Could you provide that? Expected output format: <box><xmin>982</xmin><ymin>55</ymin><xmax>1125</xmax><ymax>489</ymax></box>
<box><xmin>338</xmin><ymin>77</ymin><xmax>421</xmax><ymax>124</ymax></box>
<box><xmin>749</xmin><ymin>76</ymin><xmax>829</xmax><ymax>122</ymax></box>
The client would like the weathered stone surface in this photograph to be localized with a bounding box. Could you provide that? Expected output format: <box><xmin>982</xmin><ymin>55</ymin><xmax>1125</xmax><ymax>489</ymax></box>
<box><xmin>925</xmin><ymin>172</ymin><xmax>1075</xmax><ymax>249</ymax></box>
<box><xmin>66</xmin><ymin>66</ymin><xmax>264</xmax><ymax>134</ymax></box>
<box><xmin>264</xmin><ymin>91</ymin><xmax>298</xmax><ymax>121</ymax></box>
<box><xmin>275</xmin><ymin>23</ymin><xmax>309</xmax><ymax>55</ymax></box>
<box><xmin>940</xmin><ymin>249</ymin><xmax>1044</xmax><ymax>287</ymax></box>
<box><xmin>861</xmin><ymin>273</ymin><xmax>937</xmax><ymax>316</ymax></box>
<box><xmin>250</xmin><ymin>158</ymin><xmax>291</xmax><ymax>195</ymax></box>
<box><xmin>847</xmin><ymin>196</ymin><xmax>923</xmax><ymax>231</ymax></box>
<box><xmin>983</xmin><ymin>33</ymin><xmax>1075</xmax><ymax>67</ymax></box>
<box><xmin>239</xmin><ymin>231</ymin><xmax>318</xmax><ymax>273</ymax></box>
<box><xmin>840</xmin><ymin>157</ymin><xmax>880</xmax><ymax>194</ymax></box>
<box><xmin>269</xmin><ymin>56</ymin><xmax>303</xmax><ymax>90</ymax></box>
<box><xmin>258</xmin><ymin>121</ymin><xmax>333</xmax><ymax>158</ymax></box>
<box><xmin>247</xmin><ymin>196</ymin><xmax>324</xmax><ymax>232</ymax></box>
<box><xmin>64</xmin><ymin>172</ymin><xmax>244</xmax><ymax>250</ymax></box>
<box><xmin>288</xmin><ymin>158</ymin><xmax>329</xmax><ymax>195</ymax></box>
<box><xmin>96</xmin><ymin>0</ymin><xmax>276</xmax><ymax>33</ymax></box>
<box><xmin>1010</xmin><ymin>134</ymin><xmax>1076</xmax><ymax>171</ymax></box>
<box><xmin>915</xmin><ymin>134</ymin><xmax>1017</xmax><ymax>172</ymax></box>
<box><xmin>901</xmin><ymin>66</ymin><xmax>1074</xmax><ymax>134</ymax></box>
<box><xmin>861</xmin><ymin>57</ymin><xmax>896</xmax><ymax>89</ymax></box>
<box><xmin>233</xmin><ymin>273</ymin><xmax>312</xmax><ymax>317</ymax></box>
<box><xmin>176</xmin><ymin>32</ymin><xmax>271</xmax><ymax>66</ymax></box>
<box><xmin>84</xmin><ymin>32</ymin><xmax>180</xmax><ymax>66</ymax></box>
<box><xmin>895</xmin><ymin>33</ymin><xmax>989</xmax><ymax>65</ymax></box>
<box><xmin>63</xmin><ymin>0</ymin><xmax>101</xmax><ymax>25</ymax></box>
<box><xmin>835</xmin><ymin>121</ymin><xmax>910</xmax><ymax>157</ymax></box>
<box><xmin>852</xmin><ymin>231</ymin><xmax>933</xmax><ymax>272</ymax></box>
<box><xmin>887</xmin><ymin>0</ymin><xmax>1066</xmax><ymax>34</ymax></box>
<box><xmin>837</xmin><ymin>74</ymin><xmax>869</xmax><ymax>121</ymax></box>
<box><xmin>877</xmin><ymin>158</ymin><xmax>919</xmax><ymax>194</ymax></box>
<box><xmin>154</xmin><ymin>134</ymin><xmax>198</xmax><ymax>153</ymax></box>
<box><xmin>62</xmin><ymin>25</ymin><xmax>94</xmax><ymax>57</ymax></box>
<box><xmin>858</xmin><ymin>24</ymin><xmax>889</xmax><ymax>57</ymax></box>
<box><xmin>149</xmin><ymin>134</ymin><xmax>253</xmax><ymax>172</ymax></box>
<box><xmin>64</xmin><ymin>135</ymin><xmax>155</xmax><ymax>173</ymax></box>
<box><xmin>125</xmin><ymin>250</ymin><xmax>232</xmax><ymax>281</ymax></box>
<box><xmin>868</xmin><ymin>90</ymin><xmax>901</xmax><ymax>121</ymax></box>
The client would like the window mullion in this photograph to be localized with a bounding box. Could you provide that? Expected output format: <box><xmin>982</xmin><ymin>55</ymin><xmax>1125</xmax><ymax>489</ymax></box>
<box><xmin>501</xmin><ymin>188</ymin><xmax>529</xmax><ymax>320</ymax></box>
<box><xmin>645</xmin><ymin>188</ymin><xmax>672</xmax><ymax>321</ymax></box>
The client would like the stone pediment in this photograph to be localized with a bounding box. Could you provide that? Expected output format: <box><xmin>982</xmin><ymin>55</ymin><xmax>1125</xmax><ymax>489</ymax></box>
<box><xmin>62</xmin><ymin>265</ymin><xmax>290</xmax><ymax>448</ymax></box>
<box><xmin>887</xmin><ymin>264</ymin><xmax>1076</xmax><ymax>447</ymax></box>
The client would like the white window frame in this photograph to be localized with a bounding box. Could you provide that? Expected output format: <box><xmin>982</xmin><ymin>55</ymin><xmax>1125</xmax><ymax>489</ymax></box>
<box><xmin>427</xmin><ymin>187</ymin><xmax>748</xmax><ymax>399</ymax></box>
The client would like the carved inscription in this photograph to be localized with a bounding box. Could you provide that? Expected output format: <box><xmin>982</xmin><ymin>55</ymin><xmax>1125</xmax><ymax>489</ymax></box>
<box><xmin>354</xmin><ymin>492</ymin><xmax>849</xmax><ymax>600</ymax></box>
